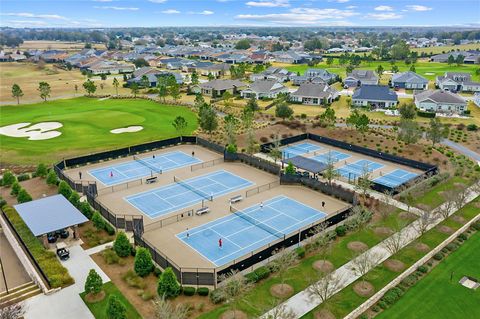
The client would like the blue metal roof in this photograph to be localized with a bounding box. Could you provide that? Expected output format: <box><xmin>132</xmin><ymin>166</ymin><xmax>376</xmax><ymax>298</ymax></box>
<box><xmin>13</xmin><ymin>194</ymin><xmax>88</xmax><ymax>236</ymax></box>
<box><xmin>352</xmin><ymin>85</ymin><xmax>398</xmax><ymax>101</ymax></box>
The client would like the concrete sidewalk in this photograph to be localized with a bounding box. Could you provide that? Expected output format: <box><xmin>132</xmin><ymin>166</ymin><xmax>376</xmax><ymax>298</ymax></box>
<box><xmin>262</xmin><ymin>183</ymin><xmax>479</xmax><ymax>318</ymax></box>
<box><xmin>24</xmin><ymin>244</ymin><xmax>110</xmax><ymax>319</ymax></box>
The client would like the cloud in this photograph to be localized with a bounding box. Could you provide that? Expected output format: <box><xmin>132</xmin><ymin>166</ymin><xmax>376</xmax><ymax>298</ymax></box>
<box><xmin>161</xmin><ymin>9</ymin><xmax>180</xmax><ymax>14</ymax></box>
<box><xmin>92</xmin><ymin>0</ymin><xmax>115</xmax><ymax>2</ymax></box>
<box><xmin>366</xmin><ymin>12</ymin><xmax>403</xmax><ymax>20</ymax></box>
<box><xmin>236</xmin><ymin>7</ymin><xmax>358</xmax><ymax>25</ymax></box>
<box><xmin>346</xmin><ymin>5</ymin><xmax>357</xmax><ymax>9</ymax></box>
<box><xmin>94</xmin><ymin>6</ymin><xmax>139</xmax><ymax>10</ymax></box>
<box><xmin>148</xmin><ymin>0</ymin><xmax>167</xmax><ymax>3</ymax></box>
<box><xmin>406</xmin><ymin>5</ymin><xmax>432</xmax><ymax>11</ymax></box>
<box><xmin>3</xmin><ymin>20</ymin><xmax>48</xmax><ymax>26</ymax></box>
<box><xmin>374</xmin><ymin>5</ymin><xmax>393</xmax><ymax>11</ymax></box>
<box><xmin>188</xmin><ymin>10</ymin><xmax>214</xmax><ymax>15</ymax></box>
<box><xmin>333</xmin><ymin>0</ymin><xmax>350</xmax><ymax>3</ymax></box>
<box><xmin>1</xmin><ymin>12</ymin><xmax>68</xmax><ymax>20</ymax></box>
<box><xmin>246</xmin><ymin>0</ymin><xmax>290</xmax><ymax>8</ymax></box>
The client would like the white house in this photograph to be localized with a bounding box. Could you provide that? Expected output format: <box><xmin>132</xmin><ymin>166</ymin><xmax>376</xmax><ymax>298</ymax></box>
<box><xmin>414</xmin><ymin>90</ymin><xmax>467</xmax><ymax>114</ymax></box>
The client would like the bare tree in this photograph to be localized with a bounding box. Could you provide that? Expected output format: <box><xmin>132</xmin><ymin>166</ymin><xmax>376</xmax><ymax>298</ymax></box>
<box><xmin>307</xmin><ymin>270</ymin><xmax>343</xmax><ymax>303</ymax></box>
<box><xmin>0</xmin><ymin>302</ymin><xmax>25</xmax><ymax>319</ymax></box>
<box><xmin>217</xmin><ymin>270</ymin><xmax>251</xmax><ymax>319</ymax></box>
<box><xmin>270</xmin><ymin>248</ymin><xmax>298</xmax><ymax>294</ymax></box>
<box><xmin>154</xmin><ymin>296</ymin><xmax>189</xmax><ymax>319</ymax></box>
<box><xmin>382</xmin><ymin>220</ymin><xmax>408</xmax><ymax>255</ymax></box>
<box><xmin>348</xmin><ymin>250</ymin><xmax>381</xmax><ymax>286</ymax></box>
<box><xmin>345</xmin><ymin>205</ymin><xmax>371</xmax><ymax>232</ymax></box>
<box><xmin>378</xmin><ymin>191</ymin><xmax>395</xmax><ymax>220</ymax></box>
<box><xmin>413</xmin><ymin>209</ymin><xmax>435</xmax><ymax>236</ymax></box>
<box><xmin>264</xmin><ymin>298</ymin><xmax>296</xmax><ymax>319</ymax></box>
<box><xmin>437</xmin><ymin>190</ymin><xmax>456</xmax><ymax>219</ymax></box>
<box><xmin>354</xmin><ymin>164</ymin><xmax>372</xmax><ymax>200</ymax></box>
<box><xmin>268</xmin><ymin>133</ymin><xmax>282</xmax><ymax>164</ymax></box>
<box><xmin>322</xmin><ymin>152</ymin><xmax>340</xmax><ymax>186</ymax></box>
<box><xmin>452</xmin><ymin>184</ymin><xmax>468</xmax><ymax>211</ymax></box>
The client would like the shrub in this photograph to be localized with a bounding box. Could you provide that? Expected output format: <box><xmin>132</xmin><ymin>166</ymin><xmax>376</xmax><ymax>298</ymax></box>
<box><xmin>295</xmin><ymin>246</ymin><xmax>306</xmax><ymax>259</ymax></box>
<box><xmin>106</xmin><ymin>295</ymin><xmax>126</xmax><ymax>319</ymax></box>
<box><xmin>17</xmin><ymin>173</ymin><xmax>30</xmax><ymax>182</ymax></box>
<box><xmin>104</xmin><ymin>222</ymin><xmax>115</xmax><ymax>236</ymax></box>
<box><xmin>17</xmin><ymin>189</ymin><xmax>32</xmax><ymax>203</ymax></box>
<box><xmin>122</xmin><ymin>270</ymin><xmax>146</xmax><ymax>289</ymax></box>
<box><xmin>359</xmin><ymin>315</ymin><xmax>368</xmax><ymax>319</ymax></box>
<box><xmin>84</xmin><ymin>269</ymin><xmax>103</xmax><ymax>295</ymax></box>
<box><xmin>79</xmin><ymin>202</ymin><xmax>93</xmax><ymax>219</ymax></box>
<box><xmin>378</xmin><ymin>300</ymin><xmax>388</xmax><ymax>310</ymax></box>
<box><xmin>10</xmin><ymin>182</ymin><xmax>21</xmax><ymax>196</ymax></box>
<box><xmin>446</xmin><ymin>243</ymin><xmax>458</xmax><ymax>251</ymax></box>
<box><xmin>58</xmin><ymin>180</ymin><xmax>73</xmax><ymax>199</ymax></box>
<box><xmin>197</xmin><ymin>287</ymin><xmax>209</xmax><ymax>296</ymax></box>
<box><xmin>154</xmin><ymin>267</ymin><xmax>162</xmax><ymax>277</ymax></box>
<box><xmin>141</xmin><ymin>291</ymin><xmax>154</xmax><ymax>301</ymax></box>
<box><xmin>417</xmin><ymin>265</ymin><xmax>428</xmax><ymax>273</ymax></box>
<box><xmin>157</xmin><ymin>267</ymin><xmax>181</xmax><ymax>298</ymax></box>
<box><xmin>372</xmin><ymin>305</ymin><xmax>380</xmax><ymax>312</ymax></box>
<box><xmin>36</xmin><ymin>164</ymin><xmax>48</xmax><ymax>178</ymax></box>
<box><xmin>254</xmin><ymin>266</ymin><xmax>270</xmax><ymax>281</ymax></box>
<box><xmin>102</xmin><ymin>248</ymin><xmax>119</xmax><ymax>265</ymax></box>
<box><xmin>209</xmin><ymin>288</ymin><xmax>226</xmax><ymax>304</ymax></box>
<box><xmin>92</xmin><ymin>211</ymin><xmax>106</xmax><ymax>230</ymax></box>
<box><xmin>0</xmin><ymin>197</ymin><xmax>6</xmax><ymax>208</ymax></box>
<box><xmin>183</xmin><ymin>286</ymin><xmax>196</xmax><ymax>296</ymax></box>
<box><xmin>113</xmin><ymin>232</ymin><xmax>132</xmax><ymax>258</ymax></box>
<box><xmin>69</xmin><ymin>192</ymin><xmax>80</xmax><ymax>208</ymax></box>
<box><xmin>46</xmin><ymin>171</ymin><xmax>58</xmax><ymax>186</ymax></box>
<box><xmin>458</xmin><ymin>233</ymin><xmax>468</xmax><ymax>241</ymax></box>
<box><xmin>433</xmin><ymin>252</ymin><xmax>443</xmax><ymax>261</ymax></box>
<box><xmin>402</xmin><ymin>274</ymin><xmax>417</xmax><ymax>287</ymax></box>
<box><xmin>226</xmin><ymin>144</ymin><xmax>237</xmax><ymax>154</ymax></box>
<box><xmin>2</xmin><ymin>171</ymin><xmax>16</xmax><ymax>187</ymax></box>
<box><xmin>466</xmin><ymin>124</ymin><xmax>478</xmax><ymax>131</ymax></box>
<box><xmin>335</xmin><ymin>225</ymin><xmax>347</xmax><ymax>237</ymax></box>
<box><xmin>134</xmin><ymin>247</ymin><xmax>153</xmax><ymax>277</ymax></box>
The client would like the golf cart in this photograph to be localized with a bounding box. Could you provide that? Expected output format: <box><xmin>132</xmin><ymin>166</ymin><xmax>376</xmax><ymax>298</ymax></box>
<box><xmin>56</xmin><ymin>242</ymin><xmax>70</xmax><ymax>261</ymax></box>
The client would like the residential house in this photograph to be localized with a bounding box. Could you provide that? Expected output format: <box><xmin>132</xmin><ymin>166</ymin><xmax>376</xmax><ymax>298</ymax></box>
<box><xmin>344</xmin><ymin>70</ymin><xmax>379</xmax><ymax>88</ymax></box>
<box><xmin>290</xmin><ymin>75</ymin><xmax>327</xmax><ymax>86</ymax></box>
<box><xmin>250</xmin><ymin>67</ymin><xmax>295</xmax><ymax>82</ymax></box>
<box><xmin>414</xmin><ymin>90</ymin><xmax>467</xmax><ymax>114</ymax></box>
<box><xmin>86</xmin><ymin>60</ymin><xmax>135</xmax><ymax>75</ymax></box>
<box><xmin>192</xmin><ymin>79</ymin><xmax>247</xmax><ymax>97</ymax></box>
<box><xmin>183</xmin><ymin>61</ymin><xmax>230</xmax><ymax>77</ymax></box>
<box><xmin>290</xmin><ymin>83</ymin><xmax>339</xmax><ymax>105</ymax></box>
<box><xmin>351</xmin><ymin>85</ymin><xmax>398</xmax><ymax>108</ymax></box>
<box><xmin>430</xmin><ymin>51</ymin><xmax>480</xmax><ymax>64</ymax></box>
<box><xmin>435</xmin><ymin>72</ymin><xmax>480</xmax><ymax>92</ymax></box>
<box><xmin>240</xmin><ymin>79</ymin><xmax>288</xmax><ymax>99</ymax></box>
<box><xmin>127</xmin><ymin>67</ymin><xmax>183</xmax><ymax>87</ymax></box>
<box><xmin>272</xmin><ymin>51</ymin><xmax>313</xmax><ymax>64</ymax></box>
<box><xmin>391</xmin><ymin>71</ymin><xmax>429</xmax><ymax>90</ymax></box>
<box><xmin>304</xmin><ymin>69</ymin><xmax>338</xmax><ymax>83</ymax></box>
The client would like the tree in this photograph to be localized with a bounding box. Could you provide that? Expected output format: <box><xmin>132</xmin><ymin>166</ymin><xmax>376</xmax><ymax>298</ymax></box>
<box><xmin>245</xmin><ymin>95</ymin><xmax>259</xmax><ymax>113</ymax></box>
<box><xmin>285</xmin><ymin>162</ymin><xmax>295</xmax><ymax>175</ymax></box>
<box><xmin>354</xmin><ymin>165</ymin><xmax>372</xmax><ymax>198</ymax></box>
<box><xmin>399</xmin><ymin>103</ymin><xmax>416</xmax><ymax>120</ymax></box>
<box><xmin>426</xmin><ymin>118</ymin><xmax>444</xmax><ymax>146</ymax></box>
<box><xmin>198</xmin><ymin>104</ymin><xmax>218</xmax><ymax>135</ymax></box>
<box><xmin>376</xmin><ymin>65</ymin><xmax>384</xmax><ymax>76</ymax></box>
<box><xmin>46</xmin><ymin>170</ymin><xmax>58</xmax><ymax>185</ymax></box>
<box><xmin>84</xmin><ymin>269</ymin><xmax>103</xmax><ymax>296</ymax></box>
<box><xmin>235</xmin><ymin>39</ymin><xmax>250</xmax><ymax>50</ymax></box>
<box><xmin>38</xmin><ymin>82</ymin><xmax>51</xmax><ymax>101</ymax></box>
<box><xmin>17</xmin><ymin>189</ymin><xmax>32</xmax><ymax>203</ymax></box>
<box><xmin>346</xmin><ymin>64</ymin><xmax>355</xmax><ymax>74</ymax></box>
<box><xmin>154</xmin><ymin>295</ymin><xmax>189</xmax><ymax>319</ymax></box>
<box><xmin>82</xmin><ymin>80</ymin><xmax>97</xmax><ymax>96</ymax></box>
<box><xmin>207</xmin><ymin>72</ymin><xmax>215</xmax><ymax>81</ymax></box>
<box><xmin>326</xmin><ymin>57</ymin><xmax>334</xmax><ymax>66</ymax></box>
<box><xmin>222</xmin><ymin>91</ymin><xmax>233</xmax><ymax>108</ymax></box>
<box><xmin>191</xmin><ymin>71</ymin><xmax>199</xmax><ymax>85</ymax></box>
<box><xmin>348</xmin><ymin>250</ymin><xmax>381</xmax><ymax>288</ymax></box>
<box><xmin>1</xmin><ymin>171</ymin><xmax>16</xmax><ymax>187</ymax></box>
<box><xmin>398</xmin><ymin>119</ymin><xmax>422</xmax><ymax>145</ymax></box>
<box><xmin>112</xmin><ymin>78</ymin><xmax>119</xmax><ymax>95</ymax></box>
<box><xmin>246</xmin><ymin>126</ymin><xmax>258</xmax><ymax>155</ymax></box>
<box><xmin>410</xmin><ymin>64</ymin><xmax>416</xmax><ymax>72</ymax></box>
<box><xmin>319</xmin><ymin>107</ymin><xmax>336</xmax><ymax>127</ymax></box>
<box><xmin>113</xmin><ymin>232</ymin><xmax>131</xmax><ymax>258</ymax></box>
<box><xmin>134</xmin><ymin>247</ymin><xmax>153</xmax><ymax>277</ymax></box>
<box><xmin>268</xmin><ymin>133</ymin><xmax>282</xmax><ymax>164</ymax></box>
<box><xmin>275</xmin><ymin>102</ymin><xmax>293</xmax><ymax>120</ymax></box>
<box><xmin>447</xmin><ymin>55</ymin><xmax>455</xmax><ymax>66</ymax></box>
<box><xmin>169</xmin><ymin>83</ymin><xmax>181</xmax><ymax>101</ymax></box>
<box><xmin>58</xmin><ymin>180</ymin><xmax>73</xmax><ymax>199</ymax></box>
<box><xmin>455</xmin><ymin>54</ymin><xmax>465</xmax><ymax>66</ymax></box>
<box><xmin>323</xmin><ymin>152</ymin><xmax>340</xmax><ymax>186</ymax></box>
<box><xmin>382</xmin><ymin>220</ymin><xmax>408</xmax><ymax>255</ymax></box>
<box><xmin>413</xmin><ymin>209</ymin><xmax>435</xmax><ymax>235</ymax></box>
<box><xmin>10</xmin><ymin>181</ymin><xmax>21</xmax><ymax>196</ymax></box>
<box><xmin>106</xmin><ymin>295</ymin><xmax>126</xmax><ymax>319</ymax></box>
<box><xmin>140</xmin><ymin>75</ymin><xmax>150</xmax><ymax>90</ymax></box>
<box><xmin>194</xmin><ymin>94</ymin><xmax>205</xmax><ymax>110</ymax></box>
<box><xmin>74</xmin><ymin>84</ymin><xmax>78</xmax><ymax>95</ymax></box>
<box><xmin>157</xmin><ymin>76</ymin><xmax>169</xmax><ymax>102</ymax></box>
<box><xmin>69</xmin><ymin>192</ymin><xmax>80</xmax><ymax>208</ymax></box>
<box><xmin>390</xmin><ymin>40</ymin><xmax>410</xmax><ymax>60</ymax></box>
<box><xmin>270</xmin><ymin>248</ymin><xmax>297</xmax><ymax>295</ymax></box>
<box><xmin>391</xmin><ymin>65</ymin><xmax>399</xmax><ymax>73</ymax></box>
<box><xmin>224</xmin><ymin>114</ymin><xmax>238</xmax><ymax>146</ymax></box>
<box><xmin>169</xmin><ymin>116</ymin><xmax>187</xmax><ymax>137</ymax></box>
<box><xmin>35</xmin><ymin>163</ymin><xmax>48</xmax><ymax>178</ymax></box>
<box><xmin>307</xmin><ymin>270</ymin><xmax>342</xmax><ymax>303</ymax></box>
<box><xmin>346</xmin><ymin>109</ymin><xmax>370</xmax><ymax>135</ymax></box>
<box><xmin>263</xmin><ymin>298</ymin><xmax>296</xmax><ymax>319</ymax></box>
<box><xmin>216</xmin><ymin>270</ymin><xmax>251</xmax><ymax>318</ymax></box>
<box><xmin>0</xmin><ymin>302</ymin><xmax>25</xmax><ymax>319</ymax></box>
<box><xmin>11</xmin><ymin>84</ymin><xmax>23</xmax><ymax>104</ymax></box>
<box><xmin>130</xmin><ymin>83</ymin><xmax>139</xmax><ymax>97</ymax></box>
<box><xmin>133</xmin><ymin>58</ymin><xmax>149</xmax><ymax>68</ymax></box>
<box><xmin>157</xmin><ymin>267</ymin><xmax>181</xmax><ymax>298</ymax></box>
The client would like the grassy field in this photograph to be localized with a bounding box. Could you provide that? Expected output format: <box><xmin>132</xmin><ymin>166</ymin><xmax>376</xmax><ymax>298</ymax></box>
<box><xmin>0</xmin><ymin>62</ymin><xmax>132</xmax><ymax>104</ymax></box>
<box><xmin>80</xmin><ymin>282</ymin><xmax>142</xmax><ymax>319</ymax></box>
<box><xmin>410</xmin><ymin>43</ymin><xmax>480</xmax><ymax>55</ymax></box>
<box><xmin>19</xmin><ymin>40</ymin><xmax>105</xmax><ymax>51</ymax></box>
<box><xmin>377</xmin><ymin>230</ymin><xmax>480</xmax><ymax>319</ymax></box>
<box><xmin>0</xmin><ymin>97</ymin><xmax>198</xmax><ymax>165</ymax></box>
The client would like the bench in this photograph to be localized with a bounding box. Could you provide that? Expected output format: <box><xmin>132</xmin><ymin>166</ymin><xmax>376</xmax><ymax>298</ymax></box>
<box><xmin>230</xmin><ymin>195</ymin><xmax>243</xmax><ymax>204</ymax></box>
<box><xmin>196</xmin><ymin>207</ymin><xmax>210</xmax><ymax>216</ymax></box>
<box><xmin>145</xmin><ymin>176</ymin><xmax>158</xmax><ymax>184</ymax></box>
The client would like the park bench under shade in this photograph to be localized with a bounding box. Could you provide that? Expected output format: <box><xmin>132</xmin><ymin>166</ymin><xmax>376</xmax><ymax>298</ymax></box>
<box><xmin>13</xmin><ymin>194</ymin><xmax>88</xmax><ymax>237</ymax></box>
<box><xmin>282</xmin><ymin>155</ymin><xmax>328</xmax><ymax>174</ymax></box>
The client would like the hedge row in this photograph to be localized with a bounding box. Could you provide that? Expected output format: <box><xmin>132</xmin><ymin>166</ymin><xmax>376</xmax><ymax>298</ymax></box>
<box><xmin>182</xmin><ymin>286</ymin><xmax>209</xmax><ymax>296</ymax></box>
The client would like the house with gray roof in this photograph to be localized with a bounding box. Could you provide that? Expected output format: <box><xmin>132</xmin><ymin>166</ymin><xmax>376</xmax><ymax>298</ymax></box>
<box><xmin>250</xmin><ymin>67</ymin><xmax>296</xmax><ymax>82</ymax></box>
<box><xmin>127</xmin><ymin>69</ymin><xmax>183</xmax><ymax>87</ymax></box>
<box><xmin>435</xmin><ymin>72</ymin><xmax>480</xmax><ymax>92</ymax></box>
<box><xmin>344</xmin><ymin>70</ymin><xmax>379</xmax><ymax>88</ymax></box>
<box><xmin>272</xmin><ymin>51</ymin><xmax>313</xmax><ymax>64</ymax></box>
<box><xmin>192</xmin><ymin>79</ymin><xmax>247</xmax><ymax>97</ymax></box>
<box><xmin>391</xmin><ymin>71</ymin><xmax>428</xmax><ymax>90</ymax></box>
<box><xmin>414</xmin><ymin>90</ymin><xmax>467</xmax><ymax>114</ymax></box>
<box><xmin>351</xmin><ymin>85</ymin><xmax>398</xmax><ymax>108</ymax></box>
<box><xmin>430</xmin><ymin>51</ymin><xmax>480</xmax><ymax>64</ymax></box>
<box><xmin>241</xmin><ymin>79</ymin><xmax>288</xmax><ymax>99</ymax></box>
<box><xmin>304</xmin><ymin>69</ymin><xmax>337</xmax><ymax>83</ymax></box>
<box><xmin>290</xmin><ymin>83</ymin><xmax>339</xmax><ymax>106</ymax></box>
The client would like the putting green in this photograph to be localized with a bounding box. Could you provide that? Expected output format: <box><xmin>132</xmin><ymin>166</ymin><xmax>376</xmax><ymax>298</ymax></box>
<box><xmin>0</xmin><ymin>97</ymin><xmax>198</xmax><ymax>165</ymax></box>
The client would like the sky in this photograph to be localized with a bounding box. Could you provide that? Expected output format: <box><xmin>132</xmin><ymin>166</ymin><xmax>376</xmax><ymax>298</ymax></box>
<box><xmin>0</xmin><ymin>0</ymin><xmax>479</xmax><ymax>28</ymax></box>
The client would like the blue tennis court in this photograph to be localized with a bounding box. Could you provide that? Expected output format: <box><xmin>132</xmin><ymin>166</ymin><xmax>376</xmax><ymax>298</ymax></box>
<box><xmin>125</xmin><ymin>170</ymin><xmax>253</xmax><ymax>218</ymax></box>
<box><xmin>373</xmin><ymin>169</ymin><xmax>418</xmax><ymax>188</ymax></box>
<box><xmin>312</xmin><ymin>150</ymin><xmax>351</xmax><ymax>164</ymax></box>
<box><xmin>89</xmin><ymin>151</ymin><xmax>201</xmax><ymax>186</ymax></box>
<box><xmin>177</xmin><ymin>196</ymin><xmax>327</xmax><ymax>266</ymax></box>
<box><xmin>337</xmin><ymin>159</ymin><xmax>384</xmax><ymax>179</ymax></box>
<box><xmin>282</xmin><ymin>142</ymin><xmax>321</xmax><ymax>159</ymax></box>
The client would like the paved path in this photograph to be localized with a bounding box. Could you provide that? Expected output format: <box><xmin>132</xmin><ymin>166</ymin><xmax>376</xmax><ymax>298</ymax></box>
<box><xmin>85</xmin><ymin>241</ymin><xmax>113</xmax><ymax>256</ymax></box>
<box><xmin>262</xmin><ymin>183</ymin><xmax>479</xmax><ymax>318</ymax></box>
<box><xmin>24</xmin><ymin>244</ymin><xmax>110</xmax><ymax>319</ymax></box>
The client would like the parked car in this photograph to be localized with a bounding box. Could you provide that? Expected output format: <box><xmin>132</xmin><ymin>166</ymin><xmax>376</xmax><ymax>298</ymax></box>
<box><xmin>56</xmin><ymin>229</ymin><xmax>69</xmax><ymax>239</ymax></box>
<box><xmin>47</xmin><ymin>232</ymin><xmax>58</xmax><ymax>243</ymax></box>
<box><xmin>56</xmin><ymin>242</ymin><xmax>70</xmax><ymax>261</ymax></box>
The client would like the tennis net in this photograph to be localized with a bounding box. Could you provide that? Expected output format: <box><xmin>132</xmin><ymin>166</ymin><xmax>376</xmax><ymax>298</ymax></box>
<box><xmin>230</xmin><ymin>205</ymin><xmax>284</xmax><ymax>239</ymax></box>
<box><xmin>174</xmin><ymin>176</ymin><xmax>213</xmax><ymax>201</ymax></box>
<box><xmin>133</xmin><ymin>155</ymin><xmax>163</xmax><ymax>174</ymax></box>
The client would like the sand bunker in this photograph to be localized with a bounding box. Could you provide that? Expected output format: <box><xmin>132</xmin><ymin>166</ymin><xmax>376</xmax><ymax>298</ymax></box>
<box><xmin>110</xmin><ymin>126</ymin><xmax>143</xmax><ymax>134</ymax></box>
<box><xmin>424</xmin><ymin>72</ymin><xmax>435</xmax><ymax>75</ymax></box>
<box><xmin>0</xmin><ymin>122</ymin><xmax>63</xmax><ymax>140</ymax></box>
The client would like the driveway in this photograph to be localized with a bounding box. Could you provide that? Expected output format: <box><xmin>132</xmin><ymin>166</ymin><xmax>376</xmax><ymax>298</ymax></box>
<box><xmin>24</xmin><ymin>244</ymin><xmax>110</xmax><ymax>319</ymax></box>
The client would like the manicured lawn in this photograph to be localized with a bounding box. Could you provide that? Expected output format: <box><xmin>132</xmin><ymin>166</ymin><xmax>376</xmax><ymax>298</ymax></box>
<box><xmin>377</xmin><ymin>232</ymin><xmax>480</xmax><ymax>319</ymax></box>
<box><xmin>80</xmin><ymin>281</ymin><xmax>142</xmax><ymax>319</ymax></box>
<box><xmin>412</xmin><ymin>176</ymin><xmax>468</xmax><ymax>209</ymax></box>
<box><xmin>0</xmin><ymin>97</ymin><xmax>198</xmax><ymax>165</ymax></box>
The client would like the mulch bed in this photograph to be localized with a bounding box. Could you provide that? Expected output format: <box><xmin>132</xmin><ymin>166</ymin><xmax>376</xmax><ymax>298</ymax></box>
<box><xmin>437</xmin><ymin>225</ymin><xmax>454</xmax><ymax>234</ymax></box>
<box><xmin>415</xmin><ymin>242</ymin><xmax>430</xmax><ymax>252</ymax></box>
<box><xmin>312</xmin><ymin>260</ymin><xmax>334</xmax><ymax>273</ymax></box>
<box><xmin>374</xmin><ymin>227</ymin><xmax>394</xmax><ymax>237</ymax></box>
<box><xmin>84</xmin><ymin>290</ymin><xmax>106</xmax><ymax>303</ymax></box>
<box><xmin>347</xmin><ymin>241</ymin><xmax>368</xmax><ymax>253</ymax></box>
<box><xmin>353</xmin><ymin>281</ymin><xmax>375</xmax><ymax>297</ymax></box>
<box><xmin>399</xmin><ymin>211</ymin><xmax>417</xmax><ymax>220</ymax></box>
<box><xmin>270</xmin><ymin>284</ymin><xmax>294</xmax><ymax>298</ymax></box>
<box><xmin>314</xmin><ymin>309</ymin><xmax>336</xmax><ymax>319</ymax></box>
<box><xmin>384</xmin><ymin>259</ymin><xmax>405</xmax><ymax>272</ymax></box>
<box><xmin>451</xmin><ymin>216</ymin><xmax>466</xmax><ymax>224</ymax></box>
<box><xmin>220</xmin><ymin>310</ymin><xmax>248</xmax><ymax>319</ymax></box>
